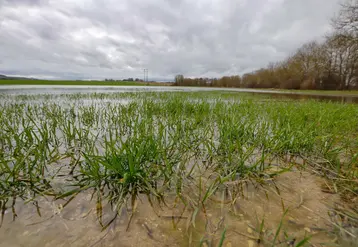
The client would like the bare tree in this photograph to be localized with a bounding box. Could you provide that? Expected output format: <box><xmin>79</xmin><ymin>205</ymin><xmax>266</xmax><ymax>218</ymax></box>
<box><xmin>333</xmin><ymin>0</ymin><xmax>358</xmax><ymax>38</ymax></box>
<box><xmin>170</xmin><ymin>2</ymin><xmax>358</xmax><ymax>90</ymax></box>
<box><xmin>174</xmin><ymin>74</ymin><xmax>184</xmax><ymax>86</ymax></box>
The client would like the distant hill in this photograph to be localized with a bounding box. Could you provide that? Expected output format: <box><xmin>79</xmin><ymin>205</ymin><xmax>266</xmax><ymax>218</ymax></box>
<box><xmin>0</xmin><ymin>74</ymin><xmax>37</xmax><ymax>80</ymax></box>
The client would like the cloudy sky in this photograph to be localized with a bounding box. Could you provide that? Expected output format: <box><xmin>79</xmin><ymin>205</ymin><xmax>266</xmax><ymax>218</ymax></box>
<box><xmin>0</xmin><ymin>0</ymin><xmax>341</xmax><ymax>81</ymax></box>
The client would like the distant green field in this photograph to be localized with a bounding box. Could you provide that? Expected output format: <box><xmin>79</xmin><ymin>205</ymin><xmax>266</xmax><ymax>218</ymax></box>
<box><xmin>276</xmin><ymin>88</ymin><xmax>358</xmax><ymax>96</ymax></box>
<box><xmin>0</xmin><ymin>79</ymin><xmax>151</xmax><ymax>86</ymax></box>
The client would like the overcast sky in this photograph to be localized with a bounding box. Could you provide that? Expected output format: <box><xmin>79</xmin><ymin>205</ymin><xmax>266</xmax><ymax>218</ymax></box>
<box><xmin>0</xmin><ymin>0</ymin><xmax>341</xmax><ymax>80</ymax></box>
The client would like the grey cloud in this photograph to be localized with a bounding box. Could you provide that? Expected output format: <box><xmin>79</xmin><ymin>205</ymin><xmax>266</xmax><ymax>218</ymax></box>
<box><xmin>3</xmin><ymin>0</ymin><xmax>49</xmax><ymax>6</ymax></box>
<box><xmin>0</xmin><ymin>0</ymin><xmax>341</xmax><ymax>80</ymax></box>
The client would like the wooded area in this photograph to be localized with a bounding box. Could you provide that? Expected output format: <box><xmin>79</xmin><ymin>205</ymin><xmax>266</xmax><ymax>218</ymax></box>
<box><xmin>174</xmin><ymin>0</ymin><xmax>358</xmax><ymax>90</ymax></box>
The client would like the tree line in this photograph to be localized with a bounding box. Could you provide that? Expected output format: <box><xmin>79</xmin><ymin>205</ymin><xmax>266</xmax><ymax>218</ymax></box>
<box><xmin>104</xmin><ymin>78</ymin><xmax>144</xmax><ymax>82</ymax></box>
<box><xmin>174</xmin><ymin>0</ymin><xmax>358</xmax><ymax>90</ymax></box>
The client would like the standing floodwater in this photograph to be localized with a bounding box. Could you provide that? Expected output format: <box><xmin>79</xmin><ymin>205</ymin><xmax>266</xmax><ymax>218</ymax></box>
<box><xmin>1</xmin><ymin>85</ymin><xmax>357</xmax><ymax>103</ymax></box>
<box><xmin>0</xmin><ymin>91</ymin><xmax>357</xmax><ymax>247</ymax></box>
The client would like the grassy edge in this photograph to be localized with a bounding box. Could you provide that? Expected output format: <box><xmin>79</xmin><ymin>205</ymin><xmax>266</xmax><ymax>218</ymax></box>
<box><xmin>0</xmin><ymin>79</ymin><xmax>167</xmax><ymax>86</ymax></box>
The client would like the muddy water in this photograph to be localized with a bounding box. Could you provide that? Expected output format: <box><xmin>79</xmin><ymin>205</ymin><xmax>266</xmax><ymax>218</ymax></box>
<box><xmin>0</xmin><ymin>170</ymin><xmax>347</xmax><ymax>247</ymax></box>
<box><xmin>0</xmin><ymin>90</ymin><xmax>357</xmax><ymax>246</ymax></box>
<box><xmin>1</xmin><ymin>85</ymin><xmax>357</xmax><ymax>103</ymax></box>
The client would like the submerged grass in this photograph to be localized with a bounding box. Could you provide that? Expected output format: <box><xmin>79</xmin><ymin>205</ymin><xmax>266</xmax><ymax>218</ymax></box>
<box><xmin>0</xmin><ymin>91</ymin><xmax>357</xmax><ymax>245</ymax></box>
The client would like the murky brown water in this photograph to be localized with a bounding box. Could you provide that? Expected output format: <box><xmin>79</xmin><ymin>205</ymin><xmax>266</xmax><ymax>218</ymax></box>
<box><xmin>1</xmin><ymin>88</ymin><xmax>357</xmax><ymax>246</ymax></box>
<box><xmin>1</xmin><ymin>169</ymin><xmax>352</xmax><ymax>247</ymax></box>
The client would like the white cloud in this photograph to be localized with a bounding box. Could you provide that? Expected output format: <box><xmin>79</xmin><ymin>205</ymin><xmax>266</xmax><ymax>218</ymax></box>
<box><xmin>0</xmin><ymin>0</ymin><xmax>341</xmax><ymax>80</ymax></box>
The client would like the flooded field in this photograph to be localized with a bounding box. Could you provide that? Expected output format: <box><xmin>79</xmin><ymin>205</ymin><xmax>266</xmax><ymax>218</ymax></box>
<box><xmin>1</xmin><ymin>85</ymin><xmax>357</xmax><ymax>103</ymax></box>
<box><xmin>0</xmin><ymin>91</ymin><xmax>357</xmax><ymax>247</ymax></box>
<box><xmin>0</xmin><ymin>171</ymin><xmax>349</xmax><ymax>247</ymax></box>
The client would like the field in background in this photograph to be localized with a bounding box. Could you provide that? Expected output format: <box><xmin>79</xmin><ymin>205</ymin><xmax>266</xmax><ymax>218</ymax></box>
<box><xmin>2</xmin><ymin>79</ymin><xmax>358</xmax><ymax>98</ymax></box>
<box><xmin>0</xmin><ymin>79</ymin><xmax>170</xmax><ymax>86</ymax></box>
<box><xmin>275</xmin><ymin>89</ymin><xmax>358</xmax><ymax>96</ymax></box>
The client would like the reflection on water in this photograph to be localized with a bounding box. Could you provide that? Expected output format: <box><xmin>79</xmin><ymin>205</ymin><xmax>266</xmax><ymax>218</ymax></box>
<box><xmin>0</xmin><ymin>85</ymin><xmax>357</xmax><ymax>103</ymax></box>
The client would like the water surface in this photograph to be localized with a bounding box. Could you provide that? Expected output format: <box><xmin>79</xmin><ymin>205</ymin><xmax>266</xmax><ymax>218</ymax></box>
<box><xmin>1</xmin><ymin>85</ymin><xmax>357</xmax><ymax>103</ymax></box>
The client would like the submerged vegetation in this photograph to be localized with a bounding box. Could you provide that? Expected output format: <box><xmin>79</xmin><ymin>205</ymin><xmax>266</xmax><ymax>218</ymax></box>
<box><xmin>0</xmin><ymin>91</ymin><xmax>357</xmax><ymax>246</ymax></box>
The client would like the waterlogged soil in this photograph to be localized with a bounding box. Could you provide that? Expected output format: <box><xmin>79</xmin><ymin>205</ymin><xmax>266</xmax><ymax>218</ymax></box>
<box><xmin>1</xmin><ymin>93</ymin><xmax>357</xmax><ymax>246</ymax></box>
<box><xmin>0</xmin><ymin>171</ymin><xmax>349</xmax><ymax>247</ymax></box>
